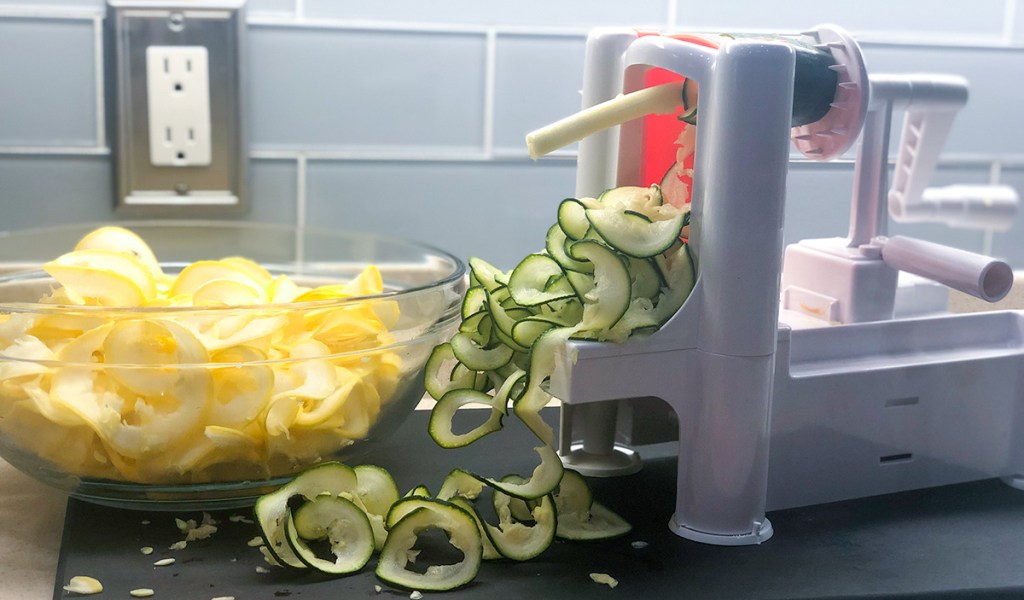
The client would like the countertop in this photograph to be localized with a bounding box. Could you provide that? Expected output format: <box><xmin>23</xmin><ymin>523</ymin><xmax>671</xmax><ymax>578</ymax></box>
<box><xmin>47</xmin><ymin>412</ymin><xmax>1024</xmax><ymax>600</ymax></box>
<box><xmin>0</xmin><ymin>459</ymin><xmax>66</xmax><ymax>600</ymax></box>
<box><xmin>6</xmin><ymin>276</ymin><xmax>1024</xmax><ymax>600</ymax></box>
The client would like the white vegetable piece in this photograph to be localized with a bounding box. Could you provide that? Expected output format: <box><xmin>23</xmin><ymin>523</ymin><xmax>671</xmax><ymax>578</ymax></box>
<box><xmin>526</xmin><ymin>81</ymin><xmax>683</xmax><ymax>159</ymax></box>
<box><xmin>63</xmin><ymin>575</ymin><xmax>103</xmax><ymax>595</ymax></box>
<box><xmin>590</xmin><ymin>572</ymin><xmax>619</xmax><ymax>588</ymax></box>
<box><xmin>130</xmin><ymin>589</ymin><xmax>155</xmax><ymax>598</ymax></box>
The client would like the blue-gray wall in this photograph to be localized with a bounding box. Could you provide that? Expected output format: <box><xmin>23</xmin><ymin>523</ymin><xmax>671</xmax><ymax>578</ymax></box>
<box><xmin>1</xmin><ymin>0</ymin><xmax>1023</xmax><ymax>269</ymax></box>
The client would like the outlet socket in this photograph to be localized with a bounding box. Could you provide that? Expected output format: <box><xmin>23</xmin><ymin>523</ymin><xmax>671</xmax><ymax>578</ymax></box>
<box><xmin>146</xmin><ymin>46</ymin><xmax>212</xmax><ymax>167</ymax></box>
<box><xmin>108</xmin><ymin>1</ymin><xmax>246</xmax><ymax>214</ymax></box>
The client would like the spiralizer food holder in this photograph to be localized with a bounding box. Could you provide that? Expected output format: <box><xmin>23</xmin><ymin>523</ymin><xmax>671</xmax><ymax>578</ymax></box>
<box><xmin>531</xmin><ymin>25</ymin><xmax>1023</xmax><ymax>546</ymax></box>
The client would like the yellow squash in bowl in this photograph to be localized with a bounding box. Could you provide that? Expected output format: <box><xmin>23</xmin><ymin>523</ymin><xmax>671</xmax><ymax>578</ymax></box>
<box><xmin>0</xmin><ymin>226</ymin><xmax>404</xmax><ymax>485</ymax></box>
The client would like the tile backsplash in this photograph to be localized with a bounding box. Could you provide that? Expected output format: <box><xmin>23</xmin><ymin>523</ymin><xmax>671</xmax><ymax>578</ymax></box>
<box><xmin>1</xmin><ymin>0</ymin><xmax>1022</xmax><ymax>269</ymax></box>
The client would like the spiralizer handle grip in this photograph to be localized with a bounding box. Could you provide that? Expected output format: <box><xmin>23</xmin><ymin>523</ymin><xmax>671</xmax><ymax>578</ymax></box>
<box><xmin>878</xmin><ymin>235</ymin><xmax>1013</xmax><ymax>302</ymax></box>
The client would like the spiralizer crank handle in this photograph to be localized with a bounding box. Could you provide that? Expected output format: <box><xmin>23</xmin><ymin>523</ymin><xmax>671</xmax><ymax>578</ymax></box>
<box><xmin>877</xmin><ymin>235</ymin><xmax>1014</xmax><ymax>302</ymax></box>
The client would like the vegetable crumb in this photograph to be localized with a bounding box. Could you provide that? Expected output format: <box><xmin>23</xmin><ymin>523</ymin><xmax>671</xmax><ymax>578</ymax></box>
<box><xmin>631</xmin><ymin>540</ymin><xmax>649</xmax><ymax>549</ymax></box>
<box><xmin>259</xmin><ymin>546</ymin><xmax>282</xmax><ymax>567</ymax></box>
<box><xmin>410</xmin><ymin>592</ymin><xmax>423</xmax><ymax>600</ymax></box>
<box><xmin>153</xmin><ymin>558</ymin><xmax>176</xmax><ymax>567</ymax></box>
<box><xmin>229</xmin><ymin>514</ymin><xmax>254</xmax><ymax>524</ymax></box>
<box><xmin>202</xmin><ymin>512</ymin><xmax>219</xmax><ymax>526</ymax></box>
<box><xmin>175</xmin><ymin>517</ymin><xmax>194</xmax><ymax>532</ymax></box>
<box><xmin>256</xmin><ymin>566</ymin><xmax>270</xmax><ymax>574</ymax></box>
<box><xmin>590</xmin><ymin>573</ymin><xmax>619</xmax><ymax>588</ymax></box>
<box><xmin>169</xmin><ymin>540</ymin><xmax>188</xmax><ymax>550</ymax></box>
<box><xmin>247</xmin><ymin>536</ymin><xmax>264</xmax><ymax>547</ymax></box>
<box><xmin>141</xmin><ymin>546</ymin><xmax>154</xmax><ymax>555</ymax></box>
<box><xmin>63</xmin><ymin>575</ymin><xmax>103</xmax><ymax>595</ymax></box>
<box><xmin>211</xmin><ymin>596</ymin><xmax>236</xmax><ymax>600</ymax></box>
<box><xmin>129</xmin><ymin>588</ymin><xmax>155</xmax><ymax>598</ymax></box>
<box><xmin>141</xmin><ymin>520</ymin><xmax>151</xmax><ymax>525</ymax></box>
<box><xmin>374</xmin><ymin>585</ymin><xmax>382</xmax><ymax>593</ymax></box>
<box><xmin>186</xmin><ymin>523</ymin><xmax>218</xmax><ymax>541</ymax></box>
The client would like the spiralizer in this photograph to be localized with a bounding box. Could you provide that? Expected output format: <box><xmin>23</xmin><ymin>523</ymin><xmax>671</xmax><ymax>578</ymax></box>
<box><xmin>528</xmin><ymin>24</ymin><xmax>1023</xmax><ymax>546</ymax></box>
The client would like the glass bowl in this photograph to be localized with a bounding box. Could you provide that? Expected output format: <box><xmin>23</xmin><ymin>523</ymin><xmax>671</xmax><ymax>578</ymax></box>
<box><xmin>0</xmin><ymin>221</ymin><xmax>466</xmax><ymax>510</ymax></box>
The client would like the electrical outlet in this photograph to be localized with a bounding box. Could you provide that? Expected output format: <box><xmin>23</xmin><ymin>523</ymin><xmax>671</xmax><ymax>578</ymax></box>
<box><xmin>108</xmin><ymin>1</ymin><xmax>246</xmax><ymax>214</ymax></box>
<box><xmin>146</xmin><ymin>46</ymin><xmax>212</xmax><ymax>167</ymax></box>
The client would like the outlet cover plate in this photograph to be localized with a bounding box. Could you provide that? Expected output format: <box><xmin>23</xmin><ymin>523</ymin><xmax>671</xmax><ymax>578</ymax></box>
<box><xmin>107</xmin><ymin>1</ymin><xmax>247</xmax><ymax>215</ymax></box>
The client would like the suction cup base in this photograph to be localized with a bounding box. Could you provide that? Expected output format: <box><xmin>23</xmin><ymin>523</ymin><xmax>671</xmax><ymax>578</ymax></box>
<box><xmin>669</xmin><ymin>516</ymin><xmax>774</xmax><ymax>546</ymax></box>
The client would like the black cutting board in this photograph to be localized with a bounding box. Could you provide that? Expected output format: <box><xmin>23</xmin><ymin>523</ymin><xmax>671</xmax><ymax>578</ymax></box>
<box><xmin>54</xmin><ymin>409</ymin><xmax>1024</xmax><ymax>599</ymax></box>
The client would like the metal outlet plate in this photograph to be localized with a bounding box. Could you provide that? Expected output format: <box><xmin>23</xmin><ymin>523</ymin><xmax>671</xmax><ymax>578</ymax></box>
<box><xmin>107</xmin><ymin>0</ymin><xmax>247</xmax><ymax>215</ymax></box>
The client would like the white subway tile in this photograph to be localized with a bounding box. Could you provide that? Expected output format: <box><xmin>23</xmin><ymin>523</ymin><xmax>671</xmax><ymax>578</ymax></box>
<box><xmin>671</xmin><ymin>0</ymin><xmax>1005</xmax><ymax>40</ymax></box>
<box><xmin>1012</xmin><ymin>0</ymin><xmax>1024</xmax><ymax>44</ymax></box>
<box><xmin>493</xmin><ymin>35</ymin><xmax>586</xmax><ymax>152</ymax></box>
<box><xmin>782</xmin><ymin>162</ymin><xmax>989</xmax><ymax>253</ymax></box>
<box><xmin>0</xmin><ymin>18</ymin><xmax>97</xmax><ymax>146</ymax></box>
<box><xmin>247</xmin><ymin>158</ymin><xmax>299</xmax><ymax>224</ymax></box>
<box><xmin>301</xmin><ymin>0</ymin><xmax>667</xmax><ymax>29</ymax></box>
<box><xmin>248</xmin><ymin>27</ymin><xmax>487</xmax><ymax>151</ymax></box>
<box><xmin>860</xmin><ymin>44</ymin><xmax>1024</xmax><ymax>156</ymax></box>
<box><xmin>0</xmin><ymin>155</ymin><xmax>114</xmax><ymax>231</ymax></box>
<box><xmin>246</xmin><ymin>0</ymin><xmax>295</xmax><ymax>17</ymax></box>
<box><xmin>991</xmin><ymin>165</ymin><xmax>1024</xmax><ymax>265</ymax></box>
<box><xmin>0</xmin><ymin>0</ymin><xmax>103</xmax><ymax>7</ymax></box>
<box><xmin>783</xmin><ymin>163</ymin><xmax>855</xmax><ymax>246</ymax></box>
<box><xmin>305</xmin><ymin>159</ymin><xmax>577</xmax><ymax>269</ymax></box>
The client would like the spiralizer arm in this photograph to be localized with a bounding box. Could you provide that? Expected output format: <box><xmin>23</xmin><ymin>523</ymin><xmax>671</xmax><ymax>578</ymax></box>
<box><xmin>783</xmin><ymin>74</ymin><xmax>1015</xmax><ymax>325</ymax></box>
<box><xmin>851</xmin><ymin>75</ymin><xmax>1014</xmax><ymax>302</ymax></box>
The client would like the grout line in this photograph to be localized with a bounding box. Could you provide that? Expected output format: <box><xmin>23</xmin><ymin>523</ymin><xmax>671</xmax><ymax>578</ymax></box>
<box><xmin>249</xmin><ymin>148</ymin><xmax>495</xmax><ymax>162</ymax></box>
<box><xmin>983</xmin><ymin>160</ymin><xmax>1003</xmax><ymax>256</ymax></box>
<box><xmin>856</xmin><ymin>35</ymin><xmax>1021</xmax><ymax>51</ymax></box>
<box><xmin>246</xmin><ymin>14</ymin><xmax>489</xmax><ymax>35</ymax></box>
<box><xmin>245</xmin><ymin>13</ymin><xmax>598</xmax><ymax>38</ymax></box>
<box><xmin>491</xmin><ymin>25</ymin><xmax>592</xmax><ymax>38</ymax></box>
<box><xmin>482</xmin><ymin>28</ymin><xmax>497</xmax><ymax>158</ymax></box>
<box><xmin>295</xmin><ymin>153</ymin><xmax>307</xmax><ymax>263</ymax></box>
<box><xmin>1005</xmin><ymin>0</ymin><xmax>1018</xmax><ymax>44</ymax></box>
<box><xmin>665</xmin><ymin>0</ymin><xmax>677</xmax><ymax>32</ymax></box>
<box><xmin>0</xmin><ymin>146</ymin><xmax>110</xmax><ymax>156</ymax></box>
<box><xmin>92</xmin><ymin>15</ymin><xmax>106</xmax><ymax>150</ymax></box>
<box><xmin>249</xmin><ymin>149</ymin><xmax>304</xmax><ymax>160</ymax></box>
<box><xmin>0</xmin><ymin>5</ymin><xmax>1019</xmax><ymax>51</ymax></box>
<box><xmin>0</xmin><ymin>5</ymin><xmax>103</xmax><ymax>20</ymax></box>
<box><xmin>982</xmin><ymin>227</ymin><xmax>997</xmax><ymax>258</ymax></box>
<box><xmin>490</xmin><ymin>148</ymin><xmax>578</xmax><ymax>161</ymax></box>
<box><xmin>244</xmin><ymin>14</ymin><xmax>1024</xmax><ymax>50</ymax></box>
<box><xmin>6</xmin><ymin>144</ymin><xmax>1024</xmax><ymax>168</ymax></box>
<box><xmin>793</xmin><ymin>155</ymin><xmax>1024</xmax><ymax>168</ymax></box>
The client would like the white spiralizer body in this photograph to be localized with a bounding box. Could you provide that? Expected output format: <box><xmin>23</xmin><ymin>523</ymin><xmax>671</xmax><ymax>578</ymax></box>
<box><xmin>540</xmin><ymin>25</ymin><xmax>1023</xmax><ymax>546</ymax></box>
